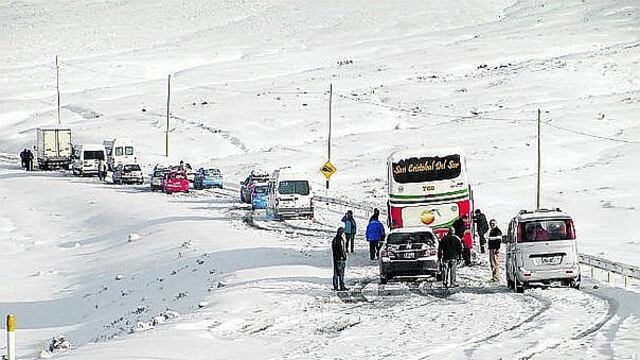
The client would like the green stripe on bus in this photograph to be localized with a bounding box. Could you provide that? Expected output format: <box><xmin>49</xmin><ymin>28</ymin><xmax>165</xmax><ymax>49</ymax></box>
<box><xmin>389</xmin><ymin>188</ymin><xmax>469</xmax><ymax>200</ymax></box>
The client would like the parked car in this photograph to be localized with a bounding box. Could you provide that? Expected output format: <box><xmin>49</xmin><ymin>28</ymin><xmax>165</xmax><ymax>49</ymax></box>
<box><xmin>240</xmin><ymin>169</ymin><xmax>270</xmax><ymax>203</ymax></box>
<box><xmin>194</xmin><ymin>168</ymin><xmax>223</xmax><ymax>189</ymax></box>
<box><xmin>379</xmin><ymin>227</ymin><xmax>440</xmax><ymax>284</ymax></box>
<box><xmin>251</xmin><ymin>185</ymin><xmax>269</xmax><ymax>210</ymax></box>
<box><xmin>112</xmin><ymin>164</ymin><xmax>144</xmax><ymax>185</ymax></box>
<box><xmin>163</xmin><ymin>171</ymin><xmax>190</xmax><ymax>194</ymax></box>
<box><xmin>266</xmin><ymin>169</ymin><xmax>314</xmax><ymax>220</ymax></box>
<box><xmin>150</xmin><ymin>168</ymin><xmax>169</xmax><ymax>191</ymax></box>
<box><xmin>505</xmin><ymin>208</ymin><xmax>581</xmax><ymax>293</ymax></box>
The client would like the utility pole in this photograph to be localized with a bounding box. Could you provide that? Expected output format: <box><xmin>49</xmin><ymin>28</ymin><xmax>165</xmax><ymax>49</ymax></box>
<box><xmin>536</xmin><ymin>108</ymin><xmax>541</xmax><ymax>210</ymax></box>
<box><xmin>327</xmin><ymin>83</ymin><xmax>333</xmax><ymax>192</ymax></box>
<box><xmin>165</xmin><ymin>74</ymin><xmax>171</xmax><ymax>157</ymax></box>
<box><xmin>56</xmin><ymin>55</ymin><xmax>61</xmax><ymax>125</ymax></box>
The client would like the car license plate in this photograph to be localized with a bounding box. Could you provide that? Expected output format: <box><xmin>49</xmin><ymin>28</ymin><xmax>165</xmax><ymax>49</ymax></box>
<box><xmin>404</xmin><ymin>253</ymin><xmax>415</xmax><ymax>259</ymax></box>
<box><xmin>540</xmin><ymin>256</ymin><xmax>561</xmax><ymax>265</ymax></box>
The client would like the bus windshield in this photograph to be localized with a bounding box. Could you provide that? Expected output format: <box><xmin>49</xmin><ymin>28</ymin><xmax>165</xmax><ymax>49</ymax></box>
<box><xmin>278</xmin><ymin>181</ymin><xmax>310</xmax><ymax>195</ymax></box>
<box><xmin>391</xmin><ymin>154</ymin><xmax>462</xmax><ymax>183</ymax></box>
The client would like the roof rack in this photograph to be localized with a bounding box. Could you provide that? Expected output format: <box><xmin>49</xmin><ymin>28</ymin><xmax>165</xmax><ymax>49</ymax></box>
<box><xmin>518</xmin><ymin>208</ymin><xmax>562</xmax><ymax>215</ymax></box>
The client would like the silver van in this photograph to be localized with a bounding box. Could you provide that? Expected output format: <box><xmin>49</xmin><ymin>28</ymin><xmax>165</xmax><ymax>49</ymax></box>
<box><xmin>505</xmin><ymin>208</ymin><xmax>581</xmax><ymax>293</ymax></box>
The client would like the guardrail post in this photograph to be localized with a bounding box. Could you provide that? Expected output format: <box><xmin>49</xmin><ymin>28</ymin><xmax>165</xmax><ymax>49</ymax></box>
<box><xmin>624</xmin><ymin>276</ymin><xmax>628</xmax><ymax>288</ymax></box>
<box><xmin>6</xmin><ymin>314</ymin><xmax>15</xmax><ymax>360</ymax></box>
<box><xmin>607</xmin><ymin>271</ymin><xmax>611</xmax><ymax>283</ymax></box>
<box><xmin>590</xmin><ymin>266</ymin><xmax>594</xmax><ymax>279</ymax></box>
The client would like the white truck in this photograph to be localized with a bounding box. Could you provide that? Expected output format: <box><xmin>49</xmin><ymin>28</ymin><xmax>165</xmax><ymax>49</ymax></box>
<box><xmin>36</xmin><ymin>128</ymin><xmax>72</xmax><ymax>170</ymax></box>
<box><xmin>103</xmin><ymin>138</ymin><xmax>136</xmax><ymax>170</ymax></box>
<box><xmin>266</xmin><ymin>169</ymin><xmax>314</xmax><ymax>220</ymax></box>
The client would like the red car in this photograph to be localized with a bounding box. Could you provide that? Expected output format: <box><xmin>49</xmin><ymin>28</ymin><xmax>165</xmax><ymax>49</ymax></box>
<box><xmin>163</xmin><ymin>171</ymin><xmax>190</xmax><ymax>194</ymax></box>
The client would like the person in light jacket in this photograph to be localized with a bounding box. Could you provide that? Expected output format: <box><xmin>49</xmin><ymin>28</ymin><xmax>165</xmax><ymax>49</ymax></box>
<box><xmin>341</xmin><ymin>210</ymin><xmax>357</xmax><ymax>253</ymax></box>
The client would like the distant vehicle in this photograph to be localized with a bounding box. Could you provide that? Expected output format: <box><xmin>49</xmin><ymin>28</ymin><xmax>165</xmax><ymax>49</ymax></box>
<box><xmin>163</xmin><ymin>171</ymin><xmax>189</xmax><ymax>194</ymax></box>
<box><xmin>505</xmin><ymin>208</ymin><xmax>581</xmax><ymax>293</ymax></box>
<box><xmin>378</xmin><ymin>227</ymin><xmax>440</xmax><ymax>284</ymax></box>
<box><xmin>150</xmin><ymin>168</ymin><xmax>169</xmax><ymax>191</ymax></box>
<box><xmin>71</xmin><ymin>144</ymin><xmax>106</xmax><ymax>176</ymax></box>
<box><xmin>240</xmin><ymin>169</ymin><xmax>270</xmax><ymax>203</ymax></box>
<box><xmin>387</xmin><ymin>149</ymin><xmax>474</xmax><ymax>246</ymax></box>
<box><xmin>266</xmin><ymin>169</ymin><xmax>314</xmax><ymax>220</ymax></box>
<box><xmin>103</xmin><ymin>138</ymin><xmax>136</xmax><ymax>170</ymax></box>
<box><xmin>112</xmin><ymin>163</ymin><xmax>144</xmax><ymax>185</ymax></box>
<box><xmin>251</xmin><ymin>185</ymin><xmax>269</xmax><ymax>210</ymax></box>
<box><xmin>36</xmin><ymin>128</ymin><xmax>72</xmax><ymax>170</ymax></box>
<box><xmin>194</xmin><ymin>168</ymin><xmax>223</xmax><ymax>189</ymax></box>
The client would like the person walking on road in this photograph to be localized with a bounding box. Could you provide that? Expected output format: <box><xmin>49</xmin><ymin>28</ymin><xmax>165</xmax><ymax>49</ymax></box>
<box><xmin>438</xmin><ymin>227</ymin><xmax>464</xmax><ymax>287</ymax></box>
<box><xmin>341</xmin><ymin>210</ymin><xmax>357</xmax><ymax>253</ymax></box>
<box><xmin>488</xmin><ymin>219</ymin><xmax>502</xmax><ymax>282</ymax></box>
<box><xmin>453</xmin><ymin>214</ymin><xmax>471</xmax><ymax>266</ymax></box>
<box><xmin>332</xmin><ymin>227</ymin><xmax>348</xmax><ymax>291</ymax></box>
<box><xmin>474</xmin><ymin>209</ymin><xmax>489</xmax><ymax>254</ymax></box>
<box><xmin>365</xmin><ymin>209</ymin><xmax>385</xmax><ymax>260</ymax></box>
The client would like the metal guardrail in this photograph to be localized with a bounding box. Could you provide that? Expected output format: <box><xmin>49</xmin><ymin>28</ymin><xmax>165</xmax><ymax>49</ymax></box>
<box><xmin>314</xmin><ymin>194</ymin><xmax>640</xmax><ymax>283</ymax></box>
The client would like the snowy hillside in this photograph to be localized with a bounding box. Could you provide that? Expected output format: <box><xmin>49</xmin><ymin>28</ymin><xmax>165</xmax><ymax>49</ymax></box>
<box><xmin>1</xmin><ymin>0</ymin><xmax>639</xmax><ymax>359</ymax></box>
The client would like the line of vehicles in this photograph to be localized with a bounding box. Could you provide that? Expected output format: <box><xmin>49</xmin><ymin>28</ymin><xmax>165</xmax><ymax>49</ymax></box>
<box><xmin>33</xmin><ymin>128</ymin><xmax>580</xmax><ymax>292</ymax></box>
<box><xmin>379</xmin><ymin>149</ymin><xmax>581</xmax><ymax>292</ymax></box>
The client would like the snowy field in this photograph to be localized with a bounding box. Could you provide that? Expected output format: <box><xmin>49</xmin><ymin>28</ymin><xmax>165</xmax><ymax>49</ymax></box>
<box><xmin>1</xmin><ymin>0</ymin><xmax>640</xmax><ymax>359</ymax></box>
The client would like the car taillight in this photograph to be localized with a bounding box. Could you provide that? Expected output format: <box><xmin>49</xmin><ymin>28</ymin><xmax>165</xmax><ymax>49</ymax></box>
<box><xmin>275</xmin><ymin>199</ymin><xmax>280</xmax><ymax>206</ymax></box>
<box><xmin>379</xmin><ymin>249</ymin><xmax>388</xmax><ymax>257</ymax></box>
<box><xmin>427</xmin><ymin>249</ymin><xmax>437</xmax><ymax>256</ymax></box>
<box><xmin>567</xmin><ymin>219</ymin><xmax>576</xmax><ymax>240</ymax></box>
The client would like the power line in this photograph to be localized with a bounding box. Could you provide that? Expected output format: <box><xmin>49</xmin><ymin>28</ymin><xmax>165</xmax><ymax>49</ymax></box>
<box><xmin>542</xmin><ymin>121</ymin><xmax>640</xmax><ymax>144</ymax></box>
<box><xmin>335</xmin><ymin>93</ymin><xmax>535</xmax><ymax>123</ymax></box>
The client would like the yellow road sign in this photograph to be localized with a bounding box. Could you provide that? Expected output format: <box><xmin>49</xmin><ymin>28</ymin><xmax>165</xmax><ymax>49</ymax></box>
<box><xmin>320</xmin><ymin>161</ymin><xmax>337</xmax><ymax>179</ymax></box>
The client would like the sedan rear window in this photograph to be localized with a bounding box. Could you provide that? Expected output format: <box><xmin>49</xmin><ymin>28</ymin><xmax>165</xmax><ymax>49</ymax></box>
<box><xmin>124</xmin><ymin>164</ymin><xmax>141</xmax><ymax>172</ymax></box>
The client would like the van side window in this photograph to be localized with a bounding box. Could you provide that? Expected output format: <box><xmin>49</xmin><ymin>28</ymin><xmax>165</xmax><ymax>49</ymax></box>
<box><xmin>115</xmin><ymin>147</ymin><xmax>124</xmax><ymax>156</ymax></box>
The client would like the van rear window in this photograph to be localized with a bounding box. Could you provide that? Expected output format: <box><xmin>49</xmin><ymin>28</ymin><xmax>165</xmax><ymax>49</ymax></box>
<box><xmin>278</xmin><ymin>181</ymin><xmax>310</xmax><ymax>196</ymax></box>
<box><xmin>125</xmin><ymin>146</ymin><xmax>134</xmax><ymax>156</ymax></box>
<box><xmin>518</xmin><ymin>219</ymin><xmax>575</xmax><ymax>242</ymax></box>
<box><xmin>83</xmin><ymin>151</ymin><xmax>104</xmax><ymax>160</ymax></box>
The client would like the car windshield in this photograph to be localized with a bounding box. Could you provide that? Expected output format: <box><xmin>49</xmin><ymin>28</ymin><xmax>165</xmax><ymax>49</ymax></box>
<box><xmin>387</xmin><ymin>232</ymin><xmax>436</xmax><ymax>246</ymax></box>
<box><xmin>518</xmin><ymin>219</ymin><xmax>575</xmax><ymax>242</ymax></box>
<box><xmin>124</xmin><ymin>164</ymin><xmax>141</xmax><ymax>172</ymax></box>
<box><xmin>83</xmin><ymin>150</ymin><xmax>104</xmax><ymax>160</ymax></box>
<box><xmin>278</xmin><ymin>180</ymin><xmax>310</xmax><ymax>195</ymax></box>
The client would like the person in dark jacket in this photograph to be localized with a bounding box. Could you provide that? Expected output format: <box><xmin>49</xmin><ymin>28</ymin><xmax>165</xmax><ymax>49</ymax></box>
<box><xmin>474</xmin><ymin>209</ymin><xmax>489</xmax><ymax>254</ymax></box>
<box><xmin>26</xmin><ymin>149</ymin><xmax>34</xmax><ymax>171</ymax></box>
<box><xmin>438</xmin><ymin>227</ymin><xmax>463</xmax><ymax>287</ymax></box>
<box><xmin>453</xmin><ymin>214</ymin><xmax>471</xmax><ymax>266</ymax></box>
<box><xmin>487</xmin><ymin>219</ymin><xmax>502</xmax><ymax>282</ymax></box>
<box><xmin>341</xmin><ymin>210</ymin><xmax>357</xmax><ymax>253</ymax></box>
<box><xmin>332</xmin><ymin>227</ymin><xmax>348</xmax><ymax>291</ymax></box>
<box><xmin>365</xmin><ymin>209</ymin><xmax>385</xmax><ymax>260</ymax></box>
<box><xmin>20</xmin><ymin>149</ymin><xmax>27</xmax><ymax>169</ymax></box>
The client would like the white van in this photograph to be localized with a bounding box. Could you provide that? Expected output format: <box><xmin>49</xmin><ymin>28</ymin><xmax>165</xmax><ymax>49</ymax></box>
<box><xmin>267</xmin><ymin>169</ymin><xmax>314</xmax><ymax>220</ymax></box>
<box><xmin>71</xmin><ymin>144</ymin><xmax>107</xmax><ymax>176</ymax></box>
<box><xmin>103</xmin><ymin>138</ymin><xmax>136</xmax><ymax>169</ymax></box>
<box><xmin>505</xmin><ymin>208</ymin><xmax>581</xmax><ymax>293</ymax></box>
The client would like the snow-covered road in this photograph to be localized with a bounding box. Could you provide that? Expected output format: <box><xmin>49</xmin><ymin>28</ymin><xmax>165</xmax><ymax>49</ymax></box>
<box><xmin>0</xmin><ymin>163</ymin><xmax>637</xmax><ymax>359</ymax></box>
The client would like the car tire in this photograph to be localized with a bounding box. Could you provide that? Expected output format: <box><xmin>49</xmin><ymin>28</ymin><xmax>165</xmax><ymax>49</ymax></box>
<box><xmin>571</xmin><ymin>275</ymin><xmax>581</xmax><ymax>290</ymax></box>
<box><xmin>379</xmin><ymin>275</ymin><xmax>388</xmax><ymax>285</ymax></box>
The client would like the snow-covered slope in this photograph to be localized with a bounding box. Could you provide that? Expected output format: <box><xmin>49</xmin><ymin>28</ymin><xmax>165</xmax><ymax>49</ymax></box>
<box><xmin>1</xmin><ymin>0</ymin><xmax>640</xmax><ymax>358</ymax></box>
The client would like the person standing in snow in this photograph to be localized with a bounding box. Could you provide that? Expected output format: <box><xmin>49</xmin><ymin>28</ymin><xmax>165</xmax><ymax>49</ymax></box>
<box><xmin>332</xmin><ymin>227</ymin><xmax>348</xmax><ymax>291</ymax></box>
<box><xmin>453</xmin><ymin>214</ymin><xmax>471</xmax><ymax>266</ymax></box>
<box><xmin>487</xmin><ymin>219</ymin><xmax>502</xmax><ymax>282</ymax></box>
<box><xmin>98</xmin><ymin>159</ymin><xmax>107</xmax><ymax>181</ymax></box>
<box><xmin>438</xmin><ymin>227</ymin><xmax>463</xmax><ymax>287</ymax></box>
<box><xmin>341</xmin><ymin>210</ymin><xmax>357</xmax><ymax>253</ymax></box>
<box><xmin>365</xmin><ymin>209</ymin><xmax>385</xmax><ymax>260</ymax></box>
<box><xmin>474</xmin><ymin>209</ymin><xmax>489</xmax><ymax>254</ymax></box>
<box><xmin>26</xmin><ymin>149</ymin><xmax>34</xmax><ymax>171</ymax></box>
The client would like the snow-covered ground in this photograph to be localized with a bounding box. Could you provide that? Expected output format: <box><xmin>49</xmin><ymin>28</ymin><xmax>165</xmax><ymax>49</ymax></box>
<box><xmin>1</xmin><ymin>0</ymin><xmax>640</xmax><ymax>359</ymax></box>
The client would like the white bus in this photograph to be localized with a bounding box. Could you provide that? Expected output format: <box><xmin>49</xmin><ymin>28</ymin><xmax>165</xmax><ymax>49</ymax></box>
<box><xmin>103</xmin><ymin>138</ymin><xmax>136</xmax><ymax>169</ymax></box>
<box><xmin>387</xmin><ymin>148</ymin><xmax>474</xmax><ymax>248</ymax></box>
